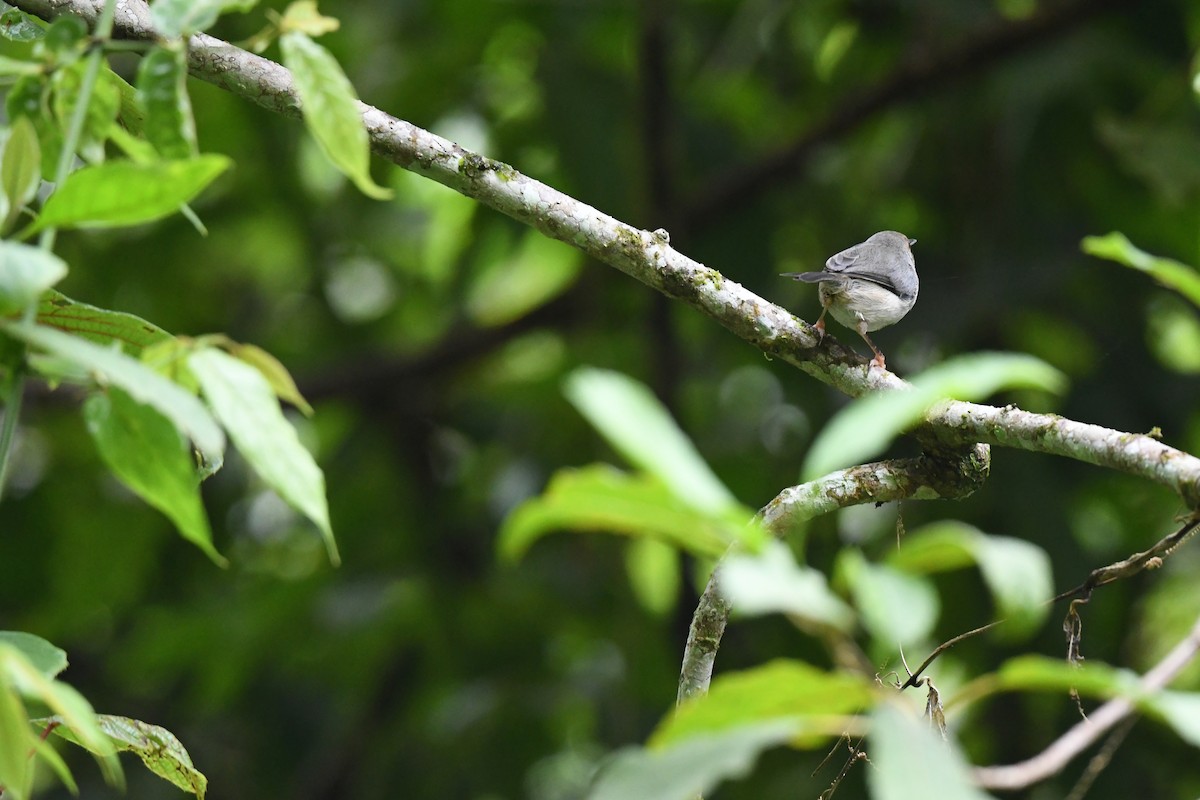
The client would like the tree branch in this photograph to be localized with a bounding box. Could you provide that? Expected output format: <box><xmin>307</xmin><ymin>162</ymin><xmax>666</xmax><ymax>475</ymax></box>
<box><xmin>970</xmin><ymin>610</ymin><xmax>1200</xmax><ymax>791</ymax></box>
<box><xmin>678</xmin><ymin>450</ymin><xmax>987</xmax><ymax>704</ymax></box>
<box><xmin>15</xmin><ymin>0</ymin><xmax>1200</xmax><ymax>510</ymax></box>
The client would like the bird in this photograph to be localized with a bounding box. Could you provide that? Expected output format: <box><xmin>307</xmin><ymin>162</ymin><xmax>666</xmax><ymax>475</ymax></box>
<box><xmin>781</xmin><ymin>231</ymin><xmax>918</xmax><ymax>369</ymax></box>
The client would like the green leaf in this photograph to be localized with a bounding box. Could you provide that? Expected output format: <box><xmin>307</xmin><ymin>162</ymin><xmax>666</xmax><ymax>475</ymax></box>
<box><xmin>0</xmin><ymin>9</ymin><xmax>45</xmax><ymax>42</ymax></box>
<box><xmin>839</xmin><ymin>550</ymin><xmax>939</xmax><ymax>647</ymax></box>
<box><xmin>279</xmin><ymin>31</ymin><xmax>391</xmax><ymax>200</ymax></box>
<box><xmin>803</xmin><ymin>352</ymin><xmax>1066</xmax><ymax>479</ymax></box>
<box><xmin>5</xmin><ymin>74</ymin><xmax>62</xmax><ymax>180</ymax></box>
<box><xmin>867</xmin><ymin>703</ymin><xmax>995</xmax><ymax>800</ymax></box>
<box><xmin>2</xmin><ymin>322</ymin><xmax>225</xmax><ymax>460</ymax></box>
<box><xmin>2</xmin><ymin>115</ymin><xmax>41</xmax><ymax>233</ymax></box>
<box><xmin>85</xmin><ymin>388</ymin><xmax>225</xmax><ymax>566</ymax></box>
<box><xmin>564</xmin><ymin>367</ymin><xmax>742</xmax><ymax>517</ymax></box>
<box><xmin>188</xmin><ymin>347</ymin><xmax>339</xmax><ymax>565</ymax></box>
<box><xmin>1083</xmin><ymin>232</ymin><xmax>1200</xmax><ymax>308</ymax></box>
<box><xmin>46</xmin><ymin>714</ymin><xmax>207</xmax><ymax>798</ymax></box>
<box><xmin>466</xmin><ymin>230</ymin><xmax>582</xmax><ymax>326</ymax></box>
<box><xmin>151</xmin><ymin>0</ymin><xmax>257</xmax><ymax>38</ymax></box>
<box><xmin>590</xmin><ymin>719</ymin><xmax>806</xmax><ymax>800</ymax></box>
<box><xmin>888</xmin><ymin>521</ymin><xmax>1053</xmax><ymax>638</ymax></box>
<box><xmin>28</xmin><ymin>155</ymin><xmax>231</xmax><ymax>232</ymax></box>
<box><xmin>587</xmin><ymin>720</ymin><xmax>802</xmax><ymax>800</ymax></box>
<box><xmin>654</xmin><ymin>659</ymin><xmax>872</xmax><ymax>747</ymax></box>
<box><xmin>721</xmin><ymin>541</ymin><xmax>856</xmax><ymax>632</ymax></box>
<box><xmin>226</xmin><ymin>341</ymin><xmax>314</xmax><ymax>416</ymax></box>
<box><xmin>35</xmin><ymin>289</ymin><xmax>173</xmax><ymax>355</ymax></box>
<box><xmin>279</xmin><ymin>1</ymin><xmax>341</xmax><ymax>36</ymax></box>
<box><xmin>623</xmin><ymin>537</ymin><xmax>680</xmax><ymax>617</ymax></box>
<box><xmin>0</xmin><ymin>632</ymin><xmax>67</xmax><ymax>679</ymax></box>
<box><xmin>498</xmin><ymin>465</ymin><xmax>735</xmax><ymax>561</ymax></box>
<box><xmin>136</xmin><ymin>45</ymin><xmax>197</xmax><ymax>159</ymax></box>
<box><xmin>0</xmin><ymin>241</ymin><xmax>67</xmax><ymax>315</ymax></box>
<box><xmin>1147</xmin><ymin>691</ymin><xmax>1200</xmax><ymax>748</ymax></box>
<box><xmin>50</xmin><ymin>60</ymin><xmax>122</xmax><ymax>165</ymax></box>
<box><xmin>990</xmin><ymin>654</ymin><xmax>1135</xmax><ymax>698</ymax></box>
<box><xmin>0</xmin><ymin>677</ymin><xmax>35</xmax><ymax>800</ymax></box>
<box><xmin>0</xmin><ymin>643</ymin><xmax>120</xmax><ymax>787</ymax></box>
<box><xmin>1145</xmin><ymin>293</ymin><xmax>1200</xmax><ymax>373</ymax></box>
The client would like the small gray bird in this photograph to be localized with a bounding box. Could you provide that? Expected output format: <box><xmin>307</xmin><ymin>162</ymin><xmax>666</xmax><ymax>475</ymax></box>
<box><xmin>782</xmin><ymin>231</ymin><xmax>918</xmax><ymax>369</ymax></box>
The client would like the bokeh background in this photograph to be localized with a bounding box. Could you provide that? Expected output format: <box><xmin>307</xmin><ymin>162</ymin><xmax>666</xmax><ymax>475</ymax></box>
<box><xmin>4</xmin><ymin>0</ymin><xmax>1200</xmax><ymax>797</ymax></box>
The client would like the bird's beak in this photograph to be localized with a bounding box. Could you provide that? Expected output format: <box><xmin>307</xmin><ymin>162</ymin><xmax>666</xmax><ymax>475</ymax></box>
<box><xmin>908</xmin><ymin>238</ymin><xmax>917</xmax><ymax>246</ymax></box>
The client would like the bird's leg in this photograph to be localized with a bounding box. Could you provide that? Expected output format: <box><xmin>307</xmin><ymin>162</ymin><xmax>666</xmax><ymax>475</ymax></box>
<box><xmin>856</xmin><ymin>320</ymin><xmax>887</xmax><ymax>369</ymax></box>
<box><xmin>813</xmin><ymin>306</ymin><xmax>828</xmax><ymax>341</ymax></box>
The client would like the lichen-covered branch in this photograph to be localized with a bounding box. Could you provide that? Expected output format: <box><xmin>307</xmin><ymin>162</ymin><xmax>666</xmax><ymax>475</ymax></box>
<box><xmin>678</xmin><ymin>451</ymin><xmax>987</xmax><ymax>704</ymax></box>
<box><xmin>14</xmin><ymin>0</ymin><xmax>1200</xmax><ymax>510</ymax></box>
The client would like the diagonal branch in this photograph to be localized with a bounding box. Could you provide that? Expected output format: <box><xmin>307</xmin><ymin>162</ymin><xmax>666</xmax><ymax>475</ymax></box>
<box><xmin>14</xmin><ymin>0</ymin><xmax>1200</xmax><ymax>510</ymax></box>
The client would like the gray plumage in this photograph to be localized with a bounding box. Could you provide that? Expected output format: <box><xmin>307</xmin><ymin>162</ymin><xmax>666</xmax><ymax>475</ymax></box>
<box><xmin>781</xmin><ymin>231</ymin><xmax>918</xmax><ymax>368</ymax></box>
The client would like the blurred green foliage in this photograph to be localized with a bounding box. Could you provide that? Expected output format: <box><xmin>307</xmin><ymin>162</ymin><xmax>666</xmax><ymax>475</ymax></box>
<box><xmin>2</xmin><ymin>0</ymin><xmax>1200</xmax><ymax>797</ymax></box>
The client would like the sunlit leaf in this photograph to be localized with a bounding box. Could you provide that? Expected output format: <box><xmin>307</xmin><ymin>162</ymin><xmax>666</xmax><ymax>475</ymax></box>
<box><xmin>226</xmin><ymin>341</ymin><xmax>314</xmax><ymax>416</ymax></box>
<box><xmin>188</xmin><ymin>347</ymin><xmax>338</xmax><ymax>565</ymax></box>
<box><xmin>867</xmin><ymin>703</ymin><xmax>995</xmax><ymax>800</ymax></box>
<box><xmin>2</xmin><ymin>115</ymin><xmax>41</xmax><ymax>233</ymax></box>
<box><xmin>839</xmin><ymin>550</ymin><xmax>939</xmax><ymax>647</ymax></box>
<box><xmin>137</xmin><ymin>44</ymin><xmax>197</xmax><ymax>159</ymax></box>
<box><xmin>35</xmin><ymin>289</ymin><xmax>172</xmax><ymax>355</ymax></box>
<box><xmin>498</xmin><ymin>465</ymin><xmax>734</xmax><ymax>561</ymax></box>
<box><xmin>280</xmin><ymin>31</ymin><xmax>390</xmax><ymax>200</ymax></box>
<box><xmin>888</xmin><ymin>521</ymin><xmax>1052</xmax><ymax>638</ymax></box>
<box><xmin>624</xmin><ymin>537</ymin><xmax>679</xmax><ymax>617</ymax></box>
<box><xmin>28</xmin><ymin>155</ymin><xmax>231</xmax><ymax>232</ymax></box>
<box><xmin>654</xmin><ymin>659</ymin><xmax>872</xmax><ymax>747</ymax></box>
<box><xmin>564</xmin><ymin>368</ymin><xmax>743</xmax><ymax>517</ymax></box>
<box><xmin>47</xmin><ymin>714</ymin><xmax>207</xmax><ymax>798</ymax></box>
<box><xmin>720</xmin><ymin>541</ymin><xmax>856</xmax><ymax>632</ymax></box>
<box><xmin>1147</xmin><ymin>691</ymin><xmax>1200</xmax><ymax>748</ymax></box>
<box><xmin>1145</xmin><ymin>294</ymin><xmax>1200</xmax><ymax>373</ymax></box>
<box><xmin>587</xmin><ymin>720</ymin><xmax>802</xmax><ymax>800</ymax></box>
<box><xmin>279</xmin><ymin>0</ymin><xmax>340</xmax><ymax>36</ymax></box>
<box><xmin>2</xmin><ymin>322</ymin><xmax>225</xmax><ymax>460</ymax></box>
<box><xmin>1083</xmin><ymin>232</ymin><xmax>1200</xmax><ymax>308</ymax></box>
<box><xmin>85</xmin><ymin>388</ymin><xmax>225</xmax><ymax>566</ymax></box>
<box><xmin>0</xmin><ymin>9</ymin><xmax>44</xmax><ymax>42</ymax></box>
<box><xmin>0</xmin><ymin>241</ymin><xmax>66</xmax><ymax>315</ymax></box>
<box><xmin>0</xmin><ymin>632</ymin><xmax>66</xmax><ymax>679</ymax></box>
<box><xmin>50</xmin><ymin>60</ymin><xmax>121</xmax><ymax>165</ymax></box>
<box><xmin>466</xmin><ymin>230</ymin><xmax>581</xmax><ymax>326</ymax></box>
<box><xmin>803</xmin><ymin>352</ymin><xmax>1066</xmax><ymax>479</ymax></box>
<box><xmin>151</xmin><ymin>0</ymin><xmax>257</xmax><ymax>38</ymax></box>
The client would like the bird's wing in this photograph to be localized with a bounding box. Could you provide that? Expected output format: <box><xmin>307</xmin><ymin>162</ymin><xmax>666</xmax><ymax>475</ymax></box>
<box><xmin>825</xmin><ymin>244</ymin><xmax>901</xmax><ymax>292</ymax></box>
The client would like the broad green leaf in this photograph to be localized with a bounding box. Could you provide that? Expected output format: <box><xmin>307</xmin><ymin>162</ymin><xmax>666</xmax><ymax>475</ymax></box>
<box><xmin>0</xmin><ymin>644</ymin><xmax>119</xmax><ymax>784</ymax></box>
<box><xmin>564</xmin><ymin>368</ymin><xmax>742</xmax><ymax>517</ymax></box>
<box><xmin>467</xmin><ymin>230</ymin><xmax>581</xmax><ymax>326</ymax></box>
<box><xmin>0</xmin><ymin>632</ymin><xmax>67</xmax><ymax>679</ymax></box>
<box><xmin>803</xmin><ymin>353</ymin><xmax>1066</xmax><ymax>479</ymax></box>
<box><xmin>136</xmin><ymin>45</ymin><xmax>197</xmax><ymax>159</ymax></box>
<box><xmin>654</xmin><ymin>659</ymin><xmax>872</xmax><ymax>746</ymax></box>
<box><xmin>990</xmin><ymin>655</ymin><xmax>1135</xmax><ymax>698</ymax></box>
<box><xmin>1145</xmin><ymin>294</ymin><xmax>1200</xmax><ymax>373</ymax></box>
<box><xmin>85</xmin><ymin>388</ymin><xmax>225</xmax><ymax>566</ymax></box>
<box><xmin>28</xmin><ymin>155</ymin><xmax>231</xmax><ymax>232</ymax></box>
<box><xmin>0</xmin><ymin>241</ymin><xmax>67</xmax><ymax>315</ymax></box>
<box><xmin>2</xmin><ymin>115</ymin><xmax>41</xmax><ymax>233</ymax></box>
<box><xmin>0</xmin><ymin>678</ymin><xmax>34</xmax><ymax>800</ymax></box>
<box><xmin>227</xmin><ymin>341</ymin><xmax>313</xmax><ymax>415</ymax></box>
<box><xmin>867</xmin><ymin>703</ymin><xmax>995</xmax><ymax>800</ymax></box>
<box><xmin>6</xmin><ymin>73</ymin><xmax>61</xmax><ymax>180</ymax></box>
<box><xmin>721</xmin><ymin>541</ymin><xmax>856</xmax><ymax>632</ymax></box>
<box><xmin>839</xmin><ymin>550</ymin><xmax>938</xmax><ymax>646</ymax></box>
<box><xmin>35</xmin><ymin>289</ymin><xmax>172</xmax><ymax>355</ymax></box>
<box><xmin>888</xmin><ymin>521</ymin><xmax>1052</xmax><ymax>638</ymax></box>
<box><xmin>1083</xmin><ymin>232</ymin><xmax>1200</xmax><ymax>308</ymax></box>
<box><xmin>587</xmin><ymin>720</ymin><xmax>802</xmax><ymax>800</ymax></box>
<box><xmin>2</xmin><ymin>322</ymin><xmax>224</xmax><ymax>460</ymax></box>
<box><xmin>188</xmin><ymin>347</ymin><xmax>339</xmax><ymax>565</ymax></box>
<box><xmin>624</xmin><ymin>537</ymin><xmax>680</xmax><ymax>617</ymax></box>
<box><xmin>46</xmin><ymin>714</ymin><xmax>207</xmax><ymax>798</ymax></box>
<box><xmin>279</xmin><ymin>0</ymin><xmax>340</xmax><ymax>36</ymax></box>
<box><xmin>280</xmin><ymin>31</ymin><xmax>391</xmax><ymax>200</ymax></box>
<box><xmin>151</xmin><ymin>0</ymin><xmax>257</xmax><ymax>38</ymax></box>
<box><xmin>1147</xmin><ymin>691</ymin><xmax>1200</xmax><ymax>748</ymax></box>
<box><xmin>498</xmin><ymin>465</ymin><xmax>735</xmax><ymax>561</ymax></box>
<box><xmin>0</xmin><ymin>9</ymin><xmax>44</xmax><ymax>42</ymax></box>
<box><xmin>50</xmin><ymin>60</ymin><xmax>121</xmax><ymax>165</ymax></box>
